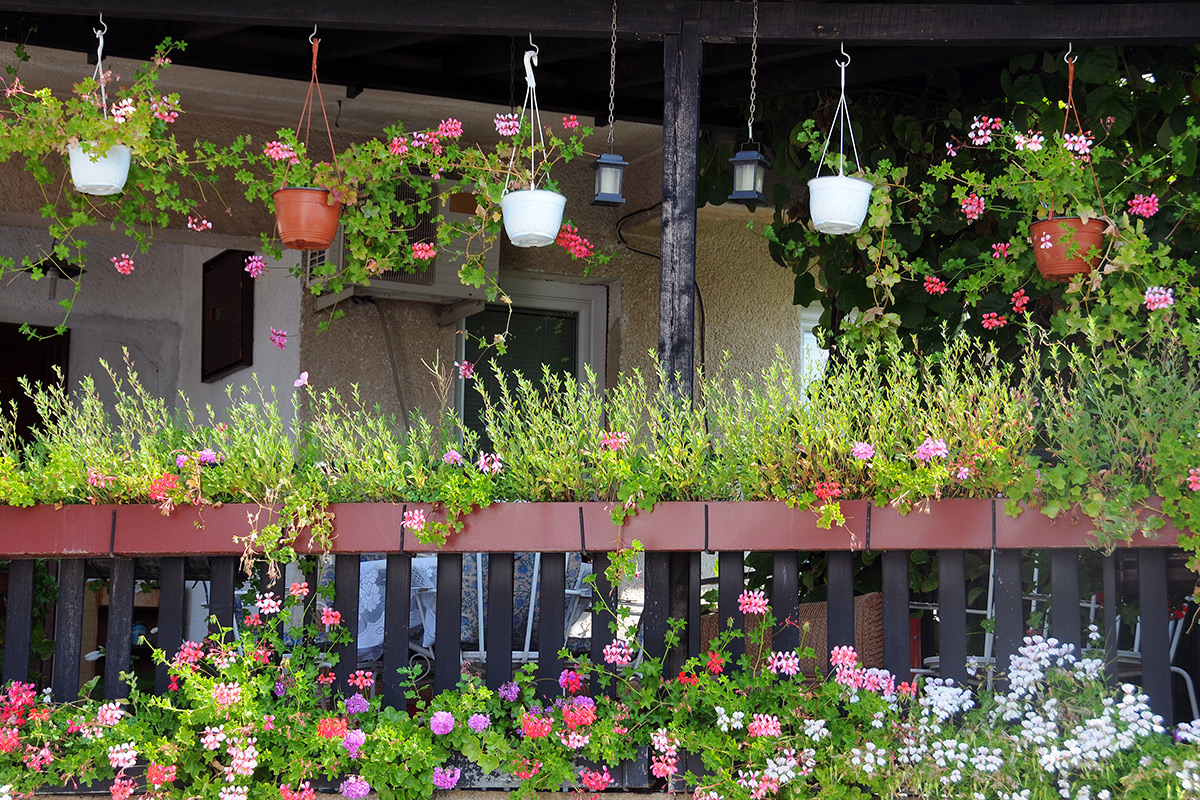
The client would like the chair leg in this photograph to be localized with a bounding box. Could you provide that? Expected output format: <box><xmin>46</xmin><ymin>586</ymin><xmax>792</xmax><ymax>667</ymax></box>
<box><xmin>1171</xmin><ymin>665</ymin><xmax>1200</xmax><ymax>722</ymax></box>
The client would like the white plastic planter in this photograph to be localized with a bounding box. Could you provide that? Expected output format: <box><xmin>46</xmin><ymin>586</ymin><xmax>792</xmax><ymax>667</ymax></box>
<box><xmin>501</xmin><ymin>189</ymin><xmax>567</xmax><ymax>247</ymax></box>
<box><xmin>808</xmin><ymin>175</ymin><xmax>873</xmax><ymax>235</ymax></box>
<box><xmin>68</xmin><ymin>143</ymin><xmax>131</xmax><ymax>196</ymax></box>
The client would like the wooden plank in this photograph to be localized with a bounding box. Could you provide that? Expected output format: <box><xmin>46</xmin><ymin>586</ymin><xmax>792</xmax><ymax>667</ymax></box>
<box><xmin>1050</xmin><ymin>549</ymin><xmax>1082</xmax><ymax>650</ymax></box>
<box><xmin>826</xmin><ymin>551</ymin><xmax>854</xmax><ymax>658</ymax></box>
<box><xmin>881</xmin><ymin>550</ymin><xmax>910</xmax><ymax>681</ymax></box>
<box><xmin>2</xmin><ymin>559</ymin><xmax>35</xmax><ymax>684</ymax></box>
<box><xmin>716</xmin><ymin>551</ymin><xmax>745</xmax><ymax>664</ymax></box>
<box><xmin>937</xmin><ymin>550</ymin><xmax>968</xmax><ymax>685</ymax></box>
<box><xmin>772</xmin><ymin>551</ymin><xmax>800</xmax><ymax>652</ymax></box>
<box><xmin>1138</xmin><ymin>548</ymin><xmax>1172</xmax><ymax>725</ymax></box>
<box><xmin>1103</xmin><ymin>553</ymin><xmax>1118</xmax><ymax>687</ymax></box>
<box><xmin>433</xmin><ymin>553</ymin><xmax>463</xmax><ymax>695</ymax></box>
<box><xmin>333</xmin><ymin>555</ymin><xmax>360</xmax><ymax>693</ymax></box>
<box><xmin>154</xmin><ymin>557</ymin><xmax>186</xmax><ymax>696</ymax></box>
<box><xmin>382</xmin><ymin>553</ymin><xmax>412</xmax><ymax>710</ymax></box>
<box><xmin>536</xmin><ymin>553</ymin><xmax>567</xmax><ymax>695</ymax></box>
<box><xmin>642</xmin><ymin>553</ymin><xmax>671</xmax><ymax>661</ymax></box>
<box><xmin>658</xmin><ymin>20</ymin><xmax>701</xmax><ymax>398</ymax></box>
<box><xmin>485</xmin><ymin>553</ymin><xmax>515</xmax><ymax>689</ymax></box>
<box><xmin>53</xmin><ymin>559</ymin><xmax>86</xmax><ymax>701</ymax></box>
<box><xmin>993</xmin><ymin>549</ymin><xmax>1023</xmax><ymax>681</ymax></box>
<box><xmin>208</xmin><ymin>557</ymin><xmax>237</xmax><ymax>634</ymax></box>
<box><xmin>103</xmin><ymin>558</ymin><xmax>135</xmax><ymax>700</ymax></box>
<box><xmin>667</xmin><ymin>552</ymin><xmax>701</xmax><ymax>672</ymax></box>
<box><xmin>589</xmin><ymin>553</ymin><xmax>617</xmax><ymax>680</ymax></box>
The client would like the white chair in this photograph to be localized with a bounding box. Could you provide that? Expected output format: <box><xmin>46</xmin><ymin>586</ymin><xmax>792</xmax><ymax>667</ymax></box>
<box><xmin>1115</xmin><ymin>606</ymin><xmax>1199</xmax><ymax>722</ymax></box>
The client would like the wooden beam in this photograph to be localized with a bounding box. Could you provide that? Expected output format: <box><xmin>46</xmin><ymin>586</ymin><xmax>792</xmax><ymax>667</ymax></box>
<box><xmin>658</xmin><ymin>20</ymin><xmax>700</xmax><ymax>398</ymax></box>
<box><xmin>3</xmin><ymin>3</ymin><xmax>1198</xmax><ymax>43</ymax></box>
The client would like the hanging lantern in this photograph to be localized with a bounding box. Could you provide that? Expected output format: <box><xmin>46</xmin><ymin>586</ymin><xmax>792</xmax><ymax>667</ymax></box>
<box><xmin>728</xmin><ymin>0</ymin><xmax>770</xmax><ymax>205</ymax></box>
<box><xmin>728</xmin><ymin>143</ymin><xmax>770</xmax><ymax>204</ymax></box>
<box><xmin>591</xmin><ymin>152</ymin><xmax>628</xmax><ymax>206</ymax></box>
<box><xmin>592</xmin><ymin>0</ymin><xmax>627</xmax><ymax>207</ymax></box>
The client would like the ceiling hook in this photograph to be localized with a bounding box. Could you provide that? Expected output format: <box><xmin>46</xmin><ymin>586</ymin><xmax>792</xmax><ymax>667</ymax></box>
<box><xmin>1064</xmin><ymin>42</ymin><xmax>1076</xmax><ymax>64</ymax></box>
<box><xmin>523</xmin><ymin>45</ymin><xmax>538</xmax><ymax>89</ymax></box>
<box><xmin>528</xmin><ymin>32</ymin><xmax>539</xmax><ymax>56</ymax></box>
<box><xmin>309</xmin><ymin>24</ymin><xmax>318</xmax><ymax>45</ymax></box>
<box><xmin>836</xmin><ymin>41</ymin><xmax>850</xmax><ymax>68</ymax></box>
<box><xmin>94</xmin><ymin>12</ymin><xmax>107</xmax><ymax>37</ymax></box>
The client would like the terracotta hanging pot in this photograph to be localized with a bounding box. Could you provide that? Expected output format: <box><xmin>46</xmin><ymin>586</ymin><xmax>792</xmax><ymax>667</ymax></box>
<box><xmin>273</xmin><ymin>187</ymin><xmax>341</xmax><ymax>250</ymax></box>
<box><xmin>1030</xmin><ymin>217</ymin><xmax>1107</xmax><ymax>282</ymax></box>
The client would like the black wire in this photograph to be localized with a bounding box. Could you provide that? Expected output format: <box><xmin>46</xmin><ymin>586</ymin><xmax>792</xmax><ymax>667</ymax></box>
<box><xmin>614</xmin><ymin>200</ymin><xmax>705</xmax><ymax>376</ymax></box>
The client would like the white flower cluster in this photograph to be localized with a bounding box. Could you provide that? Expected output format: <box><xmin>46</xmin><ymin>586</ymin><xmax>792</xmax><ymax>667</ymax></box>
<box><xmin>802</xmin><ymin>718</ymin><xmax>830</xmax><ymax>741</ymax></box>
<box><xmin>1176</xmin><ymin>719</ymin><xmax>1200</xmax><ymax>744</ymax></box>
<box><xmin>930</xmin><ymin>738</ymin><xmax>969</xmax><ymax>785</ymax></box>
<box><xmin>763</xmin><ymin>748</ymin><xmax>799</xmax><ymax>784</ymax></box>
<box><xmin>920</xmin><ymin>678</ymin><xmax>976</xmax><ymax>722</ymax></box>
<box><xmin>1178</xmin><ymin>759</ymin><xmax>1200</xmax><ymax>794</ymax></box>
<box><xmin>848</xmin><ymin>741</ymin><xmax>888</xmax><ymax>775</ymax></box>
<box><xmin>714</xmin><ymin>706</ymin><xmax>745</xmax><ymax>732</ymax></box>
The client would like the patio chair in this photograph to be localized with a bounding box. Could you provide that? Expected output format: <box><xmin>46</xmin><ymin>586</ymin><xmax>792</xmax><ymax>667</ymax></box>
<box><xmin>1114</xmin><ymin>604</ymin><xmax>1199</xmax><ymax>722</ymax></box>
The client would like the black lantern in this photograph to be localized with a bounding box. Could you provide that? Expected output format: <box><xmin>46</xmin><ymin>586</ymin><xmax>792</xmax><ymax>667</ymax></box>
<box><xmin>591</xmin><ymin>152</ymin><xmax>628</xmax><ymax>206</ymax></box>
<box><xmin>728</xmin><ymin>143</ymin><xmax>770</xmax><ymax>204</ymax></box>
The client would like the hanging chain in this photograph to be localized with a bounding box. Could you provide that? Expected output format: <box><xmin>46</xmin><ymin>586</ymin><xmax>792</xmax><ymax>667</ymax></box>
<box><xmin>607</xmin><ymin>0</ymin><xmax>617</xmax><ymax>151</ymax></box>
<box><xmin>748</xmin><ymin>0</ymin><xmax>758</xmax><ymax>142</ymax></box>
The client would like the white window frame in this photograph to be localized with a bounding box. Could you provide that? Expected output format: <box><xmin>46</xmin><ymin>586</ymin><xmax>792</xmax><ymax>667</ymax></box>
<box><xmin>455</xmin><ymin>274</ymin><xmax>607</xmax><ymax>414</ymax></box>
<box><xmin>797</xmin><ymin>304</ymin><xmax>829</xmax><ymax>385</ymax></box>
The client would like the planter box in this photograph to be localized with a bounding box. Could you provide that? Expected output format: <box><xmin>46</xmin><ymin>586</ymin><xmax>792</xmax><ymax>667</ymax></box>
<box><xmin>0</xmin><ymin>504</ymin><xmax>118</xmax><ymax>557</ymax></box>
<box><xmin>114</xmin><ymin>503</ymin><xmax>272</xmax><ymax>556</ymax></box>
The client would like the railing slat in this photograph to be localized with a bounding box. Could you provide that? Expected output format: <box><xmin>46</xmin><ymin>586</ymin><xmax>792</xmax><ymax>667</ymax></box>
<box><xmin>643</xmin><ymin>553</ymin><xmax>671</xmax><ymax>661</ymax></box>
<box><xmin>716</xmin><ymin>551</ymin><xmax>745</xmax><ymax>664</ymax></box>
<box><xmin>1103</xmin><ymin>553</ymin><xmax>1118</xmax><ymax>687</ymax></box>
<box><xmin>3</xmin><ymin>559</ymin><xmax>35</xmax><ymax>684</ymax></box>
<box><xmin>1050</xmin><ymin>549</ymin><xmax>1081</xmax><ymax>650</ymax></box>
<box><xmin>485</xmin><ymin>553</ymin><xmax>515</xmax><ymax>689</ymax></box>
<box><xmin>937</xmin><ymin>550</ymin><xmax>968</xmax><ymax>685</ymax></box>
<box><xmin>433</xmin><ymin>553</ymin><xmax>463</xmax><ymax>694</ymax></box>
<box><xmin>1139</xmin><ymin>547</ymin><xmax>1173</xmax><ymax>725</ymax></box>
<box><xmin>682</xmin><ymin>552</ymin><xmax>702</xmax><ymax>659</ymax></box>
<box><xmin>154</xmin><ymin>558</ymin><xmax>186</xmax><ymax>696</ymax></box>
<box><xmin>104</xmin><ymin>558</ymin><xmax>135</xmax><ymax>699</ymax></box>
<box><xmin>827</xmin><ymin>551</ymin><xmax>854</xmax><ymax>663</ymax></box>
<box><xmin>881</xmin><ymin>550</ymin><xmax>910</xmax><ymax>680</ymax></box>
<box><xmin>589</xmin><ymin>553</ymin><xmax>618</xmax><ymax>697</ymax></box>
<box><xmin>772</xmin><ymin>551</ymin><xmax>800</xmax><ymax>652</ymax></box>
<box><xmin>333</xmin><ymin>555</ymin><xmax>360</xmax><ymax>692</ymax></box>
<box><xmin>208</xmin><ymin>557</ymin><xmax>237</xmax><ymax>633</ymax></box>
<box><xmin>536</xmin><ymin>552</ymin><xmax>566</xmax><ymax>695</ymax></box>
<box><xmin>52</xmin><ymin>559</ymin><xmax>86</xmax><ymax>701</ymax></box>
<box><xmin>383</xmin><ymin>553</ymin><xmax>412</xmax><ymax>709</ymax></box>
<box><xmin>993</xmin><ymin>549</ymin><xmax>1023</xmax><ymax>682</ymax></box>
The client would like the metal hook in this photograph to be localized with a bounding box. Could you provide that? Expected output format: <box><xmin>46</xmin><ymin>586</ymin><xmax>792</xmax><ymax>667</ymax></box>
<box><xmin>523</xmin><ymin>46</ymin><xmax>538</xmax><ymax>89</ymax></box>
<box><xmin>836</xmin><ymin>41</ymin><xmax>850</xmax><ymax>68</ymax></box>
<box><xmin>309</xmin><ymin>24</ymin><xmax>318</xmax><ymax>45</ymax></box>
<box><xmin>1064</xmin><ymin>42</ymin><xmax>1076</xmax><ymax>64</ymax></box>
<box><xmin>93</xmin><ymin>12</ymin><xmax>107</xmax><ymax>38</ymax></box>
<box><xmin>528</xmin><ymin>32</ymin><xmax>539</xmax><ymax>56</ymax></box>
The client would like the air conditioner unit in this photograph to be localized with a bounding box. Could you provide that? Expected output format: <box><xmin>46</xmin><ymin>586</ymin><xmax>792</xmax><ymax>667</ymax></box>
<box><xmin>309</xmin><ymin>180</ymin><xmax>498</xmax><ymax>311</ymax></box>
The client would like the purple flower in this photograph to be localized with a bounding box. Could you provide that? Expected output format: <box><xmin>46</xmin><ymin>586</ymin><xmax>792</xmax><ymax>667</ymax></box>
<box><xmin>443</xmin><ymin>449</ymin><xmax>463</xmax><ymax>465</ymax></box>
<box><xmin>274</xmin><ymin>680</ymin><xmax>286</xmax><ymax>697</ymax></box>
<box><xmin>432</xmin><ymin>766</ymin><xmax>461</xmax><ymax>789</ymax></box>
<box><xmin>341</xmin><ymin>728</ymin><xmax>366</xmax><ymax>758</ymax></box>
<box><xmin>430</xmin><ymin>711</ymin><xmax>455</xmax><ymax>735</ymax></box>
<box><xmin>175</xmin><ymin>454</ymin><xmax>189</xmax><ymax>468</ymax></box>
<box><xmin>467</xmin><ymin>713</ymin><xmax>490</xmax><ymax>733</ymax></box>
<box><xmin>571</xmin><ymin>696</ymin><xmax>596</xmax><ymax>709</ymax></box>
<box><xmin>339</xmin><ymin>776</ymin><xmax>370</xmax><ymax>799</ymax></box>
<box><xmin>345</xmin><ymin>692</ymin><xmax>369</xmax><ymax>715</ymax></box>
<box><xmin>850</xmin><ymin>442</ymin><xmax>875</xmax><ymax>461</ymax></box>
<box><xmin>197</xmin><ymin>448</ymin><xmax>219</xmax><ymax>464</ymax></box>
<box><xmin>498</xmin><ymin>681</ymin><xmax>520</xmax><ymax>702</ymax></box>
<box><xmin>913</xmin><ymin>437</ymin><xmax>949</xmax><ymax>463</ymax></box>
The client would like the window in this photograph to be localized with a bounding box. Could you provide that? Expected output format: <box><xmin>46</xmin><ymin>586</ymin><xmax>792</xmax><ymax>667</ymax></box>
<box><xmin>458</xmin><ymin>275</ymin><xmax>606</xmax><ymax>442</ymax></box>
<box><xmin>0</xmin><ymin>323</ymin><xmax>69</xmax><ymax>440</ymax></box>
<box><xmin>798</xmin><ymin>305</ymin><xmax>829</xmax><ymax>384</ymax></box>
<box><xmin>201</xmin><ymin>250</ymin><xmax>254</xmax><ymax>382</ymax></box>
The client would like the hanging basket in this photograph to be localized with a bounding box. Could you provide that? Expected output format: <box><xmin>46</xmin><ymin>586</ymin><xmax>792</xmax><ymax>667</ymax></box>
<box><xmin>1030</xmin><ymin>217</ymin><xmax>1107</xmax><ymax>282</ymax></box>
<box><xmin>809</xmin><ymin>175</ymin><xmax>873</xmax><ymax>235</ymax></box>
<box><xmin>273</xmin><ymin>188</ymin><xmax>341</xmax><ymax>250</ymax></box>
<box><xmin>68</xmin><ymin>143</ymin><xmax>131</xmax><ymax>196</ymax></box>
<box><xmin>501</xmin><ymin>189</ymin><xmax>566</xmax><ymax>248</ymax></box>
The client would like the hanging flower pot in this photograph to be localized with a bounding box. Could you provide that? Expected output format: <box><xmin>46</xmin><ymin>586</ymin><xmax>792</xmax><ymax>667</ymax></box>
<box><xmin>68</xmin><ymin>143</ymin><xmax>131</xmax><ymax>196</ymax></box>
<box><xmin>501</xmin><ymin>189</ymin><xmax>566</xmax><ymax>247</ymax></box>
<box><xmin>273</xmin><ymin>187</ymin><xmax>341</xmax><ymax>250</ymax></box>
<box><xmin>808</xmin><ymin>175</ymin><xmax>873</xmax><ymax>235</ymax></box>
<box><xmin>1030</xmin><ymin>217</ymin><xmax>1107</xmax><ymax>282</ymax></box>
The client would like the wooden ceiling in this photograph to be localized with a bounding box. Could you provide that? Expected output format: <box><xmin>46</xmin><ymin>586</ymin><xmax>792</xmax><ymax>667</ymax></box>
<box><xmin>1</xmin><ymin>2</ymin><xmax>1198</xmax><ymax>130</ymax></box>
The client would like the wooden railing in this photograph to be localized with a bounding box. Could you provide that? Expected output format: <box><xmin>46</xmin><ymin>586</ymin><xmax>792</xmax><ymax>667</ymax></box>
<box><xmin>0</xmin><ymin>499</ymin><xmax>1187</xmax><ymax>726</ymax></box>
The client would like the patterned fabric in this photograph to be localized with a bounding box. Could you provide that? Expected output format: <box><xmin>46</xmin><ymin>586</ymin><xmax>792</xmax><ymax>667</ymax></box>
<box><xmin>460</xmin><ymin>553</ymin><xmax>584</xmax><ymax>648</ymax></box>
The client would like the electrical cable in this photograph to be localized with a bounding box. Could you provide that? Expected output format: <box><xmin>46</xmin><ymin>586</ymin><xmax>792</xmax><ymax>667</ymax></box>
<box><xmin>366</xmin><ymin>298</ymin><xmax>410</xmax><ymax>432</ymax></box>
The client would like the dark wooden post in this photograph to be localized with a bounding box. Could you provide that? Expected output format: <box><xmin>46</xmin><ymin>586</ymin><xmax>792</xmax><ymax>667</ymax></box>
<box><xmin>659</xmin><ymin>20</ymin><xmax>703</xmax><ymax>676</ymax></box>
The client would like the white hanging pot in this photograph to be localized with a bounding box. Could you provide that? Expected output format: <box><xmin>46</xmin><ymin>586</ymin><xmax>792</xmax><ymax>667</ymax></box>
<box><xmin>808</xmin><ymin>175</ymin><xmax>873</xmax><ymax>235</ymax></box>
<box><xmin>68</xmin><ymin>143</ymin><xmax>131</xmax><ymax>196</ymax></box>
<box><xmin>501</xmin><ymin>189</ymin><xmax>567</xmax><ymax>247</ymax></box>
